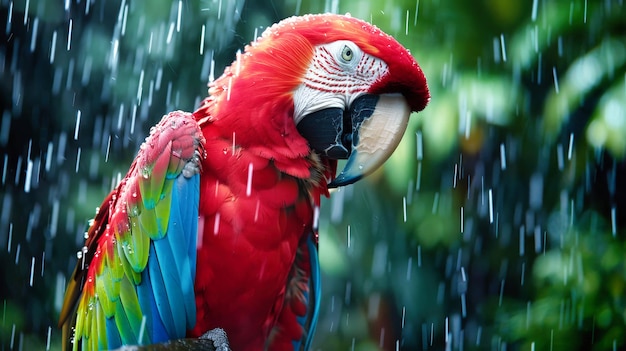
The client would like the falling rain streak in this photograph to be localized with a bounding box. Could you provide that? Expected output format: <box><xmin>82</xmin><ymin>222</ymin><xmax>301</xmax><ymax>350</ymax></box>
<box><xmin>246</xmin><ymin>162</ymin><xmax>253</xmax><ymax>197</ymax></box>
<box><xmin>66</xmin><ymin>19</ymin><xmax>72</xmax><ymax>51</ymax></box>
<box><xmin>23</xmin><ymin>0</ymin><xmax>29</xmax><ymax>24</ymax></box>
<box><xmin>50</xmin><ymin>30</ymin><xmax>57</xmax><ymax>63</ymax></box>
<box><xmin>552</xmin><ymin>66</ymin><xmax>560</xmax><ymax>93</ymax></box>
<box><xmin>499</xmin><ymin>34</ymin><xmax>507</xmax><ymax>62</ymax></box>
<box><xmin>29</xmin><ymin>256</ymin><xmax>35</xmax><ymax>286</ymax></box>
<box><xmin>611</xmin><ymin>207</ymin><xmax>617</xmax><ymax>237</ymax></box>
<box><xmin>567</xmin><ymin>133</ymin><xmax>574</xmax><ymax>160</ymax></box>
<box><xmin>488</xmin><ymin>189</ymin><xmax>494</xmax><ymax>224</ymax></box>
<box><xmin>460</xmin><ymin>206</ymin><xmax>464</xmax><ymax>233</ymax></box>
<box><xmin>402</xmin><ymin>196</ymin><xmax>407</xmax><ymax>222</ymax></box>
<box><xmin>176</xmin><ymin>0</ymin><xmax>182</xmax><ymax>32</ymax></box>
<box><xmin>200</xmin><ymin>24</ymin><xmax>206</xmax><ymax>55</ymax></box>
<box><xmin>405</xmin><ymin>10</ymin><xmax>409</xmax><ymax>36</ymax></box>
<box><xmin>29</xmin><ymin>17</ymin><xmax>38</xmax><ymax>52</ymax></box>
<box><xmin>74</xmin><ymin>110</ymin><xmax>81</xmax><ymax>140</ymax></box>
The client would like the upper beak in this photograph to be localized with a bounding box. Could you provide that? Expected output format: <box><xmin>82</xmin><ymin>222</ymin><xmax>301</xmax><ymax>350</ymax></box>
<box><xmin>296</xmin><ymin>93</ymin><xmax>411</xmax><ymax>188</ymax></box>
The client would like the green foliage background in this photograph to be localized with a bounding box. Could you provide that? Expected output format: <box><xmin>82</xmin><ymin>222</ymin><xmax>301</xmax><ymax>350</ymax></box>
<box><xmin>1</xmin><ymin>0</ymin><xmax>625</xmax><ymax>350</ymax></box>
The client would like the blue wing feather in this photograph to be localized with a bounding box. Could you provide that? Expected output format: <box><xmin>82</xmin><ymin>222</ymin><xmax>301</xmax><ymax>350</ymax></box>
<box><xmin>138</xmin><ymin>171</ymin><xmax>199</xmax><ymax>345</ymax></box>
<box><xmin>105</xmin><ymin>315</ymin><xmax>122</xmax><ymax>349</ymax></box>
<box><xmin>165</xmin><ymin>174</ymin><xmax>198</xmax><ymax>326</ymax></box>
<box><xmin>152</xmin><ymin>225</ymin><xmax>187</xmax><ymax>338</ymax></box>
<box><xmin>292</xmin><ymin>235</ymin><xmax>321</xmax><ymax>351</ymax></box>
<box><xmin>146</xmin><ymin>243</ymin><xmax>177</xmax><ymax>338</ymax></box>
<box><xmin>137</xmin><ymin>266</ymin><xmax>168</xmax><ymax>343</ymax></box>
<box><xmin>304</xmin><ymin>235</ymin><xmax>321</xmax><ymax>351</ymax></box>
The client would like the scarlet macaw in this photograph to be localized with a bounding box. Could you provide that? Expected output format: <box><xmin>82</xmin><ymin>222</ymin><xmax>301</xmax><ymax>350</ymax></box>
<box><xmin>58</xmin><ymin>13</ymin><xmax>429</xmax><ymax>351</ymax></box>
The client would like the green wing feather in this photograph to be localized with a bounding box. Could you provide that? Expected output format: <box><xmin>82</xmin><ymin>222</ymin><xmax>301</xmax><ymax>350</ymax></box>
<box><xmin>58</xmin><ymin>111</ymin><xmax>205</xmax><ymax>350</ymax></box>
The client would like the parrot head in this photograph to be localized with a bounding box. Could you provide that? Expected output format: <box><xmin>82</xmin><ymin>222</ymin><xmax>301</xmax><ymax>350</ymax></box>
<box><xmin>203</xmin><ymin>13</ymin><xmax>429</xmax><ymax>188</ymax></box>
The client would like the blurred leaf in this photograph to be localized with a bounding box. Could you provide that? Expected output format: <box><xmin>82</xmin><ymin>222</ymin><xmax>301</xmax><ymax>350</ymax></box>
<box><xmin>586</xmin><ymin>74</ymin><xmax>626</xmax><ymax>159</ymax></box>
<box><xmin>543</xmin><ymin>38</ymin><xmax>626</xmax><ymax>140</ymax></box>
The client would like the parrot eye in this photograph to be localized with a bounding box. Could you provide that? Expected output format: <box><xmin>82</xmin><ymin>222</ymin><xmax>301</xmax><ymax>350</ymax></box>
<box><xmin>341</xmin><ymin>45</ymin><xmax>353</xmax><ymax>61</ymax></box>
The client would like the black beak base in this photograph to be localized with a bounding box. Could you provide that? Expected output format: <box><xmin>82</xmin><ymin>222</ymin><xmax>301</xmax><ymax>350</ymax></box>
<box><xmin>296</xmin><ymin>94</ymin><xmax>380</xmax><ymax>161</ymax></box>
<box><xmin>296</xmin><ymin>107</ymin><xmax>350</xmax><ymax>159</ymax></box>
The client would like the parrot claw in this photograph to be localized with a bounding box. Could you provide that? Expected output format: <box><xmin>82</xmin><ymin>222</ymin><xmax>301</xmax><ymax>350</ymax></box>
<box><xmin>182</xmin><ymin>152</ymin><xmax>203</xmax><ymax>178</ymax></box>
<box><xmin>199</xmin><ymin>328</ymin><xmax>231</xmax><ymax>351</ymax></box>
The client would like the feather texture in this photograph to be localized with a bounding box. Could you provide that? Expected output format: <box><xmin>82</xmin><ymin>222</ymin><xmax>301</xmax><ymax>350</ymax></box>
<box><xmin>304</xmin><ymin>235</ymin><xmax>321</xmax><ymax>350</ymax></box>
<box><xmin>289</xmin><ymin>234</ymin><xmax>321</xmax><ymax>351</ymax></box>
<box><xmin>58</xmin><ymin>111</ymin><xmax>204</xmax><ymax>350</ymax></box>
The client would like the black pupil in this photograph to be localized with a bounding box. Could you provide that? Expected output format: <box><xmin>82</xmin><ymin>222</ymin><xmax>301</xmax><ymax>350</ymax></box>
<box><xmin>345</xmin><ymin>48</ymin><xmax>351</xmax><ymax>57</ymax></box>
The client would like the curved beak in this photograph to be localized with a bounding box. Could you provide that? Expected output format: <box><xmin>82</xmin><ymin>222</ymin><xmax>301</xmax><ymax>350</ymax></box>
<box><xmin>297</xmin><ymin>93</ymin><xmax>411</xmax><ymax>188</ymax></box>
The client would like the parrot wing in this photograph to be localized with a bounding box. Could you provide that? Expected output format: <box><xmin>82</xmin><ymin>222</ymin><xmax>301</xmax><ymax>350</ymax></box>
<box><xmin>58</xmin><ymin>111</ymin><xmax>205</xmax><ymax>350</ymax></box>
<box><xmin>270</xmin><ymin>233</ymin><xmax>321</xmax><ymax>351</ymax></box>
<box><xmin>297</xmin><ymin>235</ymin><xmax>321</xmax><ymax>351</ymax></box>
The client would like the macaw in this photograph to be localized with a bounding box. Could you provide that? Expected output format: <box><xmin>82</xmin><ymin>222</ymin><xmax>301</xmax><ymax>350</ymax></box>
<box><xmin>58</xmin><ymin>13</ymin><xmax>429</xmax><ymax>351</ymax></box>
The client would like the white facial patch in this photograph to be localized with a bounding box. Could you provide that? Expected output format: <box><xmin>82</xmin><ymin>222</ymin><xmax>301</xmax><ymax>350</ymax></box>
<box><xmin>293</xmin><ymin>40</ymin><xmax>389</xmax><ymax>124</ymax></box>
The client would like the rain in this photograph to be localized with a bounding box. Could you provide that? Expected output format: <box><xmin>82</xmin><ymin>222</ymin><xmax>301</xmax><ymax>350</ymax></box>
<box><xmin>1</xmin><ymin>0</ymin><xmax>626</xmax><ymax>350</ymax></box>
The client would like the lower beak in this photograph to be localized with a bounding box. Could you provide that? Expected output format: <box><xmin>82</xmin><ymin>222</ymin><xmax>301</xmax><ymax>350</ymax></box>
<box><xmin>297</xmin><ymin>93</ymin><xmax>411</xmax><ymax>188</ymax></box>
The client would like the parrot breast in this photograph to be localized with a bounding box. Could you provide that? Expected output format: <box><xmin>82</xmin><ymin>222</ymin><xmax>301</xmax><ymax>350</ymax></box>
<box><xmin>189</xmin><ymin>103</ymin><xmax>327</xmax><ymax>350</ymax></box>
